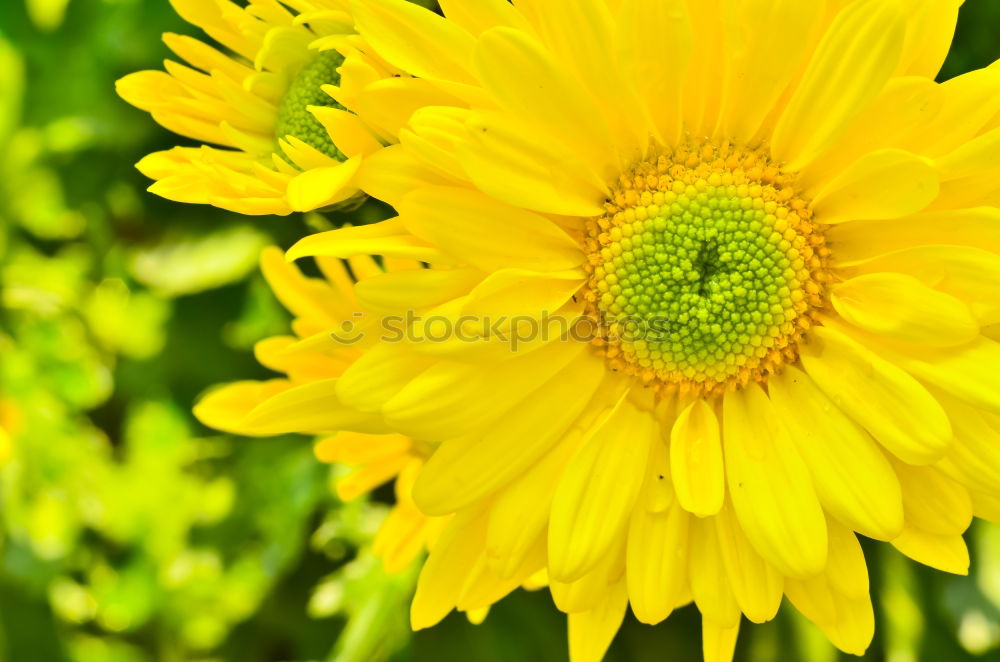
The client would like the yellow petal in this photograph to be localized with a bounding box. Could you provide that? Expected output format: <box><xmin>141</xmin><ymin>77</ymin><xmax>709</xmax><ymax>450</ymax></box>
<box><xmin>688</xmin><ymin>517</ymin><xmax>741</xmax><ymax>628</ymax></box>
<box><xmin>400</xmin><ymin>106</ymin><xmax>473</xmax><ymax>182</ymax></box>
<box><xmin>935</xmin><ymin>126</ymin><xmax>1000</xmax><ymax>208</ymax></box>
<box><xmin>670</xmin><ymin>399</ymin><xmax>725</xmax><ymax>518</ymax></box>
<box><xmin>168</xmin><ymin>0</ymin><xmax>256</xmax><ymax>58</ymax></box>
<box><xmin>260</xmin><ymin>245</ymin><xmax>347</xmax><ymax>325</ymax></box>
<box><xmin>682</xmin><ymin>0</ymin><xmax>726</xmax><ymax>138</ymax></box>
<box><xmin>513</xmin><ymin>0</ymin><xmax>646</xmax><ymax>155</ymax></box>
<box><xmin>617</xmin><ymin>0</ymin><xmax>692</xmax><ymax>146</ymax></box>
<box><xmin>832</xmin><ymin>273</ymin><xmax>978</xmax><ymax>347</ymax></box>
<box><xmin>799</xmin><ymin>325</ymin><xmax>951</xmax><ymax>464</ymax></box>
<box><xmin>785</xmin><ymin>520</ymin><xmax>875</xmax><ymax>656</ymax></box>
<box><xmin>843</xmin><ymin>245</ymin><xmax>1000</xmax><ymax>325</ymax></box>
<box><xmin>413</xmin><ymin>354</ymin><xmax>605</xmax><ymax>515</ymax></box>
<box><xmin>193</xmin><ymin>379</ymin><xmax>292</xmax><ymax>436</ymax></box>
<box><xmin>335</xmin><ymin>343</ymin><xmax>432</xmax><ymax>413</ymax></box>
<box><xmin>811</xmin><ymin>149</ymin><xmax>938</xmax><ymax>224</ymax></box>
<box><xmin>372</xmin><ymin>502</ymin><xmax>428</xmax><ymax>573</ymax></box>
<box><xmin>353</xmin><ymin>77</ymin><xmax>469</xmax><ymax>140</ymax></box>
<box><xmin>464</xmin><ymin>607</ymin><xmax>489</xmax><ymax>625</ymax></box>
<box><xmin>892</xmin><ymin>460</ymin><xmax>973</xmax><ymax>536</ymax></box>
<box><xmin>461</xmin><ymin>269</ymin><xmax>583</xmax><ymax>323</ymax></box>
<box><xmin>722</xmin><ymin>384</ymin><xmax>828</xmax><ymax>578</ymax></box>
<box><xmin>971</xmin><ymin>489</ymin><xmax>1000</xmax><ymax>524</ymax></box>
<box><xmin>456</xmin><ymin>532</ymin><xmax>545</xmax><ymax>612</ymax></box>
<box><xmin>286</xmin><ymin>217</ymin><xmax>449</xmax><ymax>264</ymax></box>
<box><xmin>898</xmin><ymin>65</ymin><xmax>1000</xmax><ymax>158</ymax></box>
<box><xmin>713</xmin><ymin>503</ymin><xmax>783</xmax><ymax>624</ymax></box>
<box><xmin>891</xmin><ymin>526</ymin><xmax>969</xmax><ymax>575</ymax></box>
<box><xmin>356</xmin><ymin>144</ymin><xmax>460</xmax><ymax>209</ymax></box>
<box><xmin>286</xmin><ymin>157</ymin><xmax>363</xmax><ymax>212</ymax></box>
<box><xmin>397</xmin><ymin>296</ymin><xmax>582</xmax><ymax>362</ymax></box>
<box><xmin>254</xmin><ymin>336</ymin><xmax>351</xmax><ymax>383</ymax></box>
<box><xmin>567</xmin><ymin>580</ymin><xmax>629</xmax><ymax>662</ymax></box>
<box><xmin>626</xmin><ymin>499</ymin><xmax>691</xmax><ymax>625</ymax></box>
<box><xmin>400</xmin><ymin>186</ymin><xmax>584</xmax><ymax>272</ymax></box>
<box><xmin>410</xmin><ymin>509</ymin><xmax>486</xmax><ymax>629</ymax></box>
<box><xmin>314</xmin><ymin>431</ymin><xmax>411</xmax><ymax>466</ymax></box>
<box><xmin>551</xmin><ymin>544</ymin><xmax>625</xmax><ymax>614</ymax></box>
<box><xmin>937</xmin><ymin>394</ymin><xmax>1000</xmax><ymax>495</ymax></box>
<box><xmin>255</xmin><ymin>26</ymin><xmax>311</xmax><ymax>74</ymax></box>
<box><xmin>896</xmin><ymin>0</ymin><xmax>962</xmax><ymax>78</ymax></box>
<box><xmin>549</xmin><ymin>396</ymin><xmax>655</xmax><ymax>582</ymax></box>
<box><xmin>771</xmin><ymin>0</ymin><xmax>905</xmax><ymax>170</ymax></box>
<box><xmin>642</xmin><ymin>433</ymin><xmax>675</xmax><ymax>513</ymax></box>
<box><xmin>797</xmin><ymin>77</ymin><xmax>941</xmax><ymax>186</ymax></box>
<box><xmin>486</xmin><ymin>429</ymin><xmax>588</xmax><ymax>579</ymax></box>
<box><xmin>873</xmin><ymin>335</ymin><xmax>1000</xmax><ymax>416</ymax></box>
<box><xmin>355</xmin><ymin>267</ymin><xmax>482</xmax><ymax>315</ymax></box>
<box><xmin>438</xmin><ymin>0</ymin><xmax>532</xmax><ymax>35</ymax></box>
<box><xmin>702</xmin><ymin>619</ymin><xmax>740</xmax><ymax>662</ymax></box>
<box><xmin>244</xmin><ymin>378</ymin><xmax>390</xmax><ymax>435</ymax></box>
<box><xmin>827</xmin><ymin>207</ymin><xmax>1000</xmax><ymax>264</ymax></box>
<box><xmin>309</xmin><ymin>106</ymin><xmax>382</xmax><ymax>159</ymax></box>
<box><xmin>456</xmin><ymin>110</ymin><xmax>607</xmax><ymax>217</ymax></box>
<box><xmin>824</xmin><ymin>520</ymin><xmax>871</xmax><ymax>601</ymax></box>
<box><xmin>384</xmin><ymin>337</ymin><xmax>587</xmax><ymax>440</ymax></box>
<box><xmin>350</xmin><ymin>0</ymin><xmax>477</xmax><ymax>84</ymax></box>
<box><xmin>474</xmin><ymin>26</ymin><xmax>617</xmax><ymax>174</ymax></box>
<box><xmin>717</xmin><ymin>0</ymin><xmax>824</xmax><ymax>144</ymax></box>
<box><xmin>769</xmin><ymin>366</ymin><xmax>904</xmax><ymax>541</ymax></box>
<box><xmin>336</xmin><ymin>455</ymin><xmax>412</xmax><ymax>501</ymax></box>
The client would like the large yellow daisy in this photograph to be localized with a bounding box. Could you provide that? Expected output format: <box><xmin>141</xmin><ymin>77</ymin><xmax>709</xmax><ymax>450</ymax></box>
<box><xmin>201</xmin><ymin>0</ymin><xmax>1000</xmax><ymax>659</ymax></box>
<box><xmin>116</xmin><ymin>0</ymin><xmax>396</xmax><ymax>215</ymax></box>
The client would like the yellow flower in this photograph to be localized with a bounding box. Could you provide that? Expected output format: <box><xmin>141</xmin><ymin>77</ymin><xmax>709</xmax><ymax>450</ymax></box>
<box><xmin>194</xmin><ymin>247</ymin><xmax>447</xmax><ymax>572</ymax></box>
<box><xmin>116</xmin><ymin>0</ymin><xmax>393</xmax><ymax>215</ymax></box>
<box><xmin>205</xmin><ymin>0</ymin><xmax>1000</xmax><ymax>660</ymax></box>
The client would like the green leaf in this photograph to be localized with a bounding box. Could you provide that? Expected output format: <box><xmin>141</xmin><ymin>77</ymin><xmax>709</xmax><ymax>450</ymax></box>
<box><xmin>129</xmin><ymin>225</ymin><xmax>271</xmax><ymax>297</ymax></box>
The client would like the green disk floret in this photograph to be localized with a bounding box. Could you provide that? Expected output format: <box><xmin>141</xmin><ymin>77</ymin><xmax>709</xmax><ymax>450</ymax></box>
<box><xmin>275</xmin><ymin>50</ymin><xmax>346</xmax><ymax>160</ymax></box>
<box><xmin>593</xmin><ymin>185</ymin><xmax>803</xmax><ymax>381</ymax></box>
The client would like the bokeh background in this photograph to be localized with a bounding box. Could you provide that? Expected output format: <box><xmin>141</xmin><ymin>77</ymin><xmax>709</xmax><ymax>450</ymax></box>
<box><xmin>0</xmin><ymin>1</ymin><xmax>998</xmax><ymax>660</ymax></box>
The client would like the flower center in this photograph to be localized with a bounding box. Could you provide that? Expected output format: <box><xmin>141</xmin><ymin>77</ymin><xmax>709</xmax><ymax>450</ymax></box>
<box><xmin>275</xmin><ymin>50</ymin><xmax>346</xmax><ymax>160</ymax></box>
<box><xmin>582</xmin><ymin>141</ymin><xmax>829</xmax><ymax>396</ymax></box>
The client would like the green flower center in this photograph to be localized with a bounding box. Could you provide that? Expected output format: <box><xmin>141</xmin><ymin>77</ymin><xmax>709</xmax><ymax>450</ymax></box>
<box><xmin>275</xmin><ymin>50</ymin><xmax>346</xmax><ymax>160</ymax></box>
<box><xmin>583</xmin><ymin>143</ymin><xmax>829</xmax><ymax>395</ymax></box>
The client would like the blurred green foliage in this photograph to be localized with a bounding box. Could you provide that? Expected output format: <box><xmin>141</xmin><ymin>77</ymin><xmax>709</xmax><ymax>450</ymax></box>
<box><xmin>0</xmin><ymin>1</ymin><xmax>411</xmax><ymax>661</ymax></box>
<box><xmin>0</xmin><ymin>1</ymin><xmax>998</xmax><ymax>661</ymax></box>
